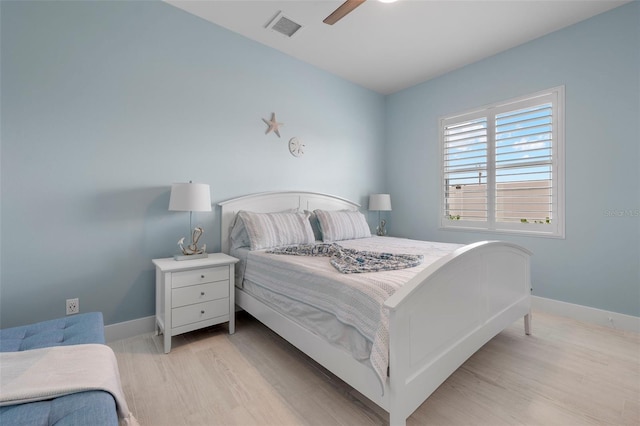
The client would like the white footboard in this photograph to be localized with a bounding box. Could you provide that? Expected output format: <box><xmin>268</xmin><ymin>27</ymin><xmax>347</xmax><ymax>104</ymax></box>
<box><xmin>384</xmin><ymin>241</ymin><xmax>532</xmax><ymax>425</ymax></box>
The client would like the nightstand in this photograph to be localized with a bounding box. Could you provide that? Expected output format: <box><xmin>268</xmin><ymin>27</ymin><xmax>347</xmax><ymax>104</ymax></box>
<box><xmin>152</xmin><ymin>253</ymin><xmax>239</xmax><ymax>353</ymax></box>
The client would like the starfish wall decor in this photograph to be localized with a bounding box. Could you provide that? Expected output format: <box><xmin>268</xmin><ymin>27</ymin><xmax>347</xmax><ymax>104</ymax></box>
<box><xmin>262</xmin><ymin>112</ymin><xmax>283</xmax><ymax>137</ymax></box>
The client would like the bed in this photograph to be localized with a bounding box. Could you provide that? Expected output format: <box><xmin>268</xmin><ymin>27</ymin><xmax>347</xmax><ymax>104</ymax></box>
<box><xmin>0</xmin><ymin>312</ymin><xmax>125</xmax><ymax>426</ymax></box>
<box><xmin>219</xmin><ymin>191</ymin><xmax>532</xmax><ymax>425</ymax></box>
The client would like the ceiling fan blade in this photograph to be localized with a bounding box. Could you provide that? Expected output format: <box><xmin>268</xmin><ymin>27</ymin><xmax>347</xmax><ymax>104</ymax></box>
<box><xmin>323</xmin><ymin>0</ymin><xmax>366</xmax><ymax>25</ymax></box>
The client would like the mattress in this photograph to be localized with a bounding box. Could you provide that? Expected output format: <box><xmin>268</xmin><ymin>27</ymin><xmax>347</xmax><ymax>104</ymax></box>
<box><xmin>235</xmin><ymin>236</ymin><xmax>463</xmax><ymax>383</ymax></box>
<box><xmin>0</xmin><ymin>312</ymin><xmax>119</xmax><ymax>426</ymax></box>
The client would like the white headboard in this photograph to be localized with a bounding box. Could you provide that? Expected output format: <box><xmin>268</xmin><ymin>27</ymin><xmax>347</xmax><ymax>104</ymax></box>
<box><xmin>218</xmin><ymin>191</ymin><xmax>360</xmax><ymax>254</ymax></box>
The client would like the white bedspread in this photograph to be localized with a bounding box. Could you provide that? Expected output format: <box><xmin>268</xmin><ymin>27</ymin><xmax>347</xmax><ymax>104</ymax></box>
<box><xmin>0</xmin><ymin>344</ymin><xmax>138</xmax><ymax>426</ymax></box>
<box><xmin>243</xmin><ymin>236</ymin><xmax>463</xmax><ymax>390</ymax></box>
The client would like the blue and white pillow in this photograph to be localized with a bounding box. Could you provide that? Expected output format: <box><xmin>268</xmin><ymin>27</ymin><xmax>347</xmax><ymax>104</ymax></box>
<box><xmin>237</xmin><ymin>210</ymin><xmax>316</xmax><ymax>250</ymax></box>
<box><xmin>304</xmin><ymin>210</ymin><xmax>323</xmax><ymax>242</ymax></box>
<box><xmin>314</xmin><ymin>209</ymin><xmax>371</xmax><ymax>242</ymax></box>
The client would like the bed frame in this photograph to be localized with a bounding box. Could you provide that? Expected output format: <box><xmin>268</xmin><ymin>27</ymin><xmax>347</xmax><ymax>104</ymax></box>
<box><xmin>219</xmin><ymin>191</ymin><xmax>532</xmax><ymax>425</ymax></box>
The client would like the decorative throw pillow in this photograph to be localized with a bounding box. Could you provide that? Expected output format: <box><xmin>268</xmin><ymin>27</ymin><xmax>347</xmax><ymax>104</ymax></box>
<box><xmin>237</xmin><ymin>210</ymin><xmax>316</xmax><ymax>250</ymax></box>
<box><xmin>230</xmin><ymin>214</ymin><xmax>251</xmax><ymax>250</ymax></box>
<box><xmin>314</xmin><ymin>209</ymin><xmax>371</xmax><ymax>242</ymax></box>
<box><xmin>304</xmin><ymin>210</ymin><xmax>323</xmax><ymax>241</ymax></box>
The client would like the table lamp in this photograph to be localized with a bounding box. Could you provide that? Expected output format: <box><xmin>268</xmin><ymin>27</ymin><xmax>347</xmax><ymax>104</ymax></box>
<box><xmin>369</xmin><ymin>194</ymin><xmax>392</xmax><ymax>236</ymax></box>
<box><xmin>169</xmin><ymin>181</ymin><xmax>211</xmax><ymax>260</ymax></box>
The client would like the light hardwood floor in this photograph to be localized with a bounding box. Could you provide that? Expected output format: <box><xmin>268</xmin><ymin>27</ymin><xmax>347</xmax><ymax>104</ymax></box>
<box><xmin>108</xmin><ymin>310</ymin><xmax>639</xmax><ymax>426</ymax></box>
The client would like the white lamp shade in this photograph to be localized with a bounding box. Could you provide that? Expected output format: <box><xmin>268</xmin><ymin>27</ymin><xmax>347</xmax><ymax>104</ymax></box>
<box><xmin>369</xmin><ymin>194</ymin><xmax>392</xmax><ymax>211</ymax></box>
<box><xmin>169</xmin><ymin>183</ymin><xmax>212</xmax><ymax>212</ymax></box>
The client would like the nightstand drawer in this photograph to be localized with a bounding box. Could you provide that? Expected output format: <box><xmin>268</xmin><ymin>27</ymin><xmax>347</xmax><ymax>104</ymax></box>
<box><xmin>171</xmin><ymin>266</ymin><xmax>229</xmax><ymax>289</ymax></box>
<box><xmin>172</xmin><ymin>281</ymin><xmax>229</xmax><ymax>308</ymax></box>
<box><xmin>172</xmin><ymin>299</ymin><xmax>229</xmax><ymax>328</ymax></box>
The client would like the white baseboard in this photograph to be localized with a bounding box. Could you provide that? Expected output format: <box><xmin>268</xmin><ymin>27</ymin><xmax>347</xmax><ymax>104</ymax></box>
<box><xmin>103</xmin><ymin>298</ymin><xmax>639</xmax><ymax>342</ymax></box>
<box><xmin>104</xmin><ymin>315</ymin><xmax>155</xmax><ymax>342</ymax></box>
<box><xmin>532</xmin><ymin>296</ymin><xmax>640</xmax><ymax>334</ymax></box>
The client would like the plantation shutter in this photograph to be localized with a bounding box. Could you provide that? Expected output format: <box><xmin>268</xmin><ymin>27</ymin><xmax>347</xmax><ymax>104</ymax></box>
<box><xmin>495</xmin><ymin>103</ymin><xmax>553</xmax><ymax>224</ymax></box>
<box><xmin>440</xmin><ymin>87</ymin><xmax>564</xmax><ymax>237</ymax></box>
<box><xmin>442</xmin><ymin>116</ymin><xmax>488</xmax><ymax>222</ymax></box>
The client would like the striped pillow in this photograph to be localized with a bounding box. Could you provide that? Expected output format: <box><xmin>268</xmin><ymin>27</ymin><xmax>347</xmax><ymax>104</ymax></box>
<box><xmin>314</xmin><ymin>209</ymin><xmax>371</xmax><ymax>242</ymax></box>
<box><xmin>231</xmin><ymin>208</ymin><xmax>298</xmax><ymax>249</ymax></box>
<box><xmin>238</xmin><ymin>211</ymin><xmax>316</xmax><ymax>250</ymax></box>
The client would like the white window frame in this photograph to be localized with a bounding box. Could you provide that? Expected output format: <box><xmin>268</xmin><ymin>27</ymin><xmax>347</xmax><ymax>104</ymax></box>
<box><xmin>439</xmin><ymin>86</ymin><xmax>565</xmax><ymax>238</ymax></box>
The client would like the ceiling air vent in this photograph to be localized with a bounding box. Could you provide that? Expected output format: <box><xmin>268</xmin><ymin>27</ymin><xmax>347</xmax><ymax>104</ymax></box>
<box><xmin>266</xmin><ymin>11</ymin><xmax>303</xmax><ymax>38</ymax></box>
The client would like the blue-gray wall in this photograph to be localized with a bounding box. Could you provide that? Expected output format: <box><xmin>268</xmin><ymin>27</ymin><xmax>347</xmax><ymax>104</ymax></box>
<box><xmin>1</xmin><ymin>1</ymin><xmax>638</xmax><ymax>328</ymax></box>
<box><xmin>386</xmin><ymin>2</ymin><xmax>640</xmax><ymax>317</ymax></box>
<box><xmin>0</xmin><ymin>1</ymin><xmax>385</xmax><ymax>327</ymax></box>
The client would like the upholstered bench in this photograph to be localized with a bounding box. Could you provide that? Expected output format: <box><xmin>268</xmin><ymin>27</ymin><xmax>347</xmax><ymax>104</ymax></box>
<box><xmin>0</xmin><ymin>312</ymin><xmax>119</xmax><ymax>426</ymax></box>
<box><xmin>0</xmin><ymin>312</ymin><xmax>106</xmax><ymax>351</ymax></box>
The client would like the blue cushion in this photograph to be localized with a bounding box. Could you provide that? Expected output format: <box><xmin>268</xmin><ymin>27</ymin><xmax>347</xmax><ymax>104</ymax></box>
<box><xmin>0</xmin><ymin>391</ymin><xmax>118</xmax><ymax>426</ymax></box>
<box><xmin>0</xmin><ymin>312</ymin><xmax>105</xmax><ymax>352</ymax></box>
<box><xmin>0</xmin><ymin>313</ymin><xmax>117</xmax><ymax>425</ymax></box>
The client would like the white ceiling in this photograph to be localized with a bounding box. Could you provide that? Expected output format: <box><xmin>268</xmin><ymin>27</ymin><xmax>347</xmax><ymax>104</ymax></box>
<box><xmin>165</xmin><ymin>0</ymin><xmax>629</xmax><ymax>94</ymax></box>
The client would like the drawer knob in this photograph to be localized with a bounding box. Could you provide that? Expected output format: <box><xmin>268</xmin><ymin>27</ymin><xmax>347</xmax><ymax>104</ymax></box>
<box><xmin>201</xmin><ymin>292</ymin><xmax>205</xmax><ymax>296</ymax></box>
<box><xmin>201</xmin><ymin>310</ymin><xmax>205</xmax><ymax>314</ymax></box>
<box><xmin>201</xmin><ymin>275</ymin><xmax>205</xmax><ymax>279</ymax></box>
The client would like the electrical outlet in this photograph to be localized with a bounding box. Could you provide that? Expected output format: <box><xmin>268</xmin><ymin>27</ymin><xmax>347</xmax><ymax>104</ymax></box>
<box><xmin>66</xmin><ymin>298</ymin><xmax>79</xmax><ymax>315</ymax></box>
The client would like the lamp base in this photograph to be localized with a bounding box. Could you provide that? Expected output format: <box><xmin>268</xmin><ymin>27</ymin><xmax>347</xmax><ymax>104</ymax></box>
<box><xmin>173</xmin><ymin>252</ymin><xmax>208</xmax><ymax>261</ymax></box>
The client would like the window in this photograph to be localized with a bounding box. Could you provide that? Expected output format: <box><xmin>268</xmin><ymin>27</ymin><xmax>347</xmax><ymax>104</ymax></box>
<box><xmin>440</xmin><ymin>87</ymin><xmax>564</xmax><ymax>238</ymax></box>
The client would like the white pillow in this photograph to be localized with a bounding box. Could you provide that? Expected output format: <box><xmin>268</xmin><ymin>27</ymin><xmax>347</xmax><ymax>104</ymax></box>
<box><xmin>237</xmin><ymin>210</ymin><xmax>315</xmax><ymax>250</ymax></box>
<box><xmin>230</xmin><ymin>208</ymin><xmax>298</xmax><ymax>250</ymax></box>
<box><xmin>314</xmin><ymin>209</ymin><xmax>371</xmax><ymax>242</ymax></box>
